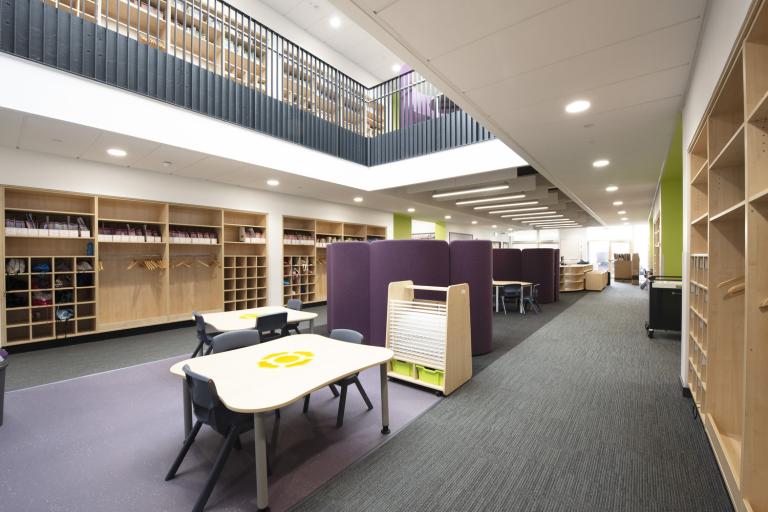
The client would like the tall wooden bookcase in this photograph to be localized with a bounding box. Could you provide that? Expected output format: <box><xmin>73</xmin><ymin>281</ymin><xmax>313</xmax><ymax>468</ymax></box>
<box><xmin>282</xmin><ymin>216</ymin><xmax>386</xmax><ymax>306</ymax></box>
<box><xmin>2</xmin><ymin>186</ymin><xmax>267</xmax><ymax>347</ymax></box>
<box><xmin>686</xmin><ymin>1</ymin><xmax>768</xmax><ymax>509</ymax></box>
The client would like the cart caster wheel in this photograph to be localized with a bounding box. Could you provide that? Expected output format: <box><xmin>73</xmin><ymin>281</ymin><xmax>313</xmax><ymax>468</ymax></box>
<box><xmin>647</xmin><ymin>329</ymin><xmax>654</xmax><ymax>338</ymax></box>
<box><xmin>435</xmin><ymin>391</ymin><xmax>444</xmax><ymax>397</ymax></box>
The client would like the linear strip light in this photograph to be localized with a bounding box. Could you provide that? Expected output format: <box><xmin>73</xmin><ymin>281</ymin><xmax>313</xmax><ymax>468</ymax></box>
<box><xmin>455</xmin><ymin>194</ymin><xmax>526</xmax><ymax>205</ymax></box>
<box><xmin>527</xmin><ymin>222</ymin><xmax>577</xmax><ymax>227</ymax></box>
<box><xmin>432</xmin><ymin>185</ymin><xmax>509</xmax><ymax>198</ymax></box>
<box><xmin>502</xmin><ymin>212</ymin><xmax>561</xmax><ymax>219</ymax></box>
<box><xmin>526</xmin><ymin>219</ymin><xmax>574</xmax><ymax>225</ymax></box>
<box><xmin>473</xmin><ymin>201</ymin><xmax>539</xmax><ymax>210</ymax></box>
<box><xmin>538</xmin><ymin>224</ymin><xmax>581</xmax><ymax>228</ymax></box>
<box><xmin>488</xmin><ymin>206</ymin><xmax>548</xmax><ymax>215</ymax></box>
<box><xmin>519</xmin><ymin>216</ymin><xmax>566</xmax><ymax>223</ymax></box>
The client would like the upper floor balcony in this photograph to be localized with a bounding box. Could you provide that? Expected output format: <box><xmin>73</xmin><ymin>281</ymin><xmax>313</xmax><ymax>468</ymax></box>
<box><xmin>0</xmin><ymin>0</ymin><xmax>493</xmax><ymax>166</ymax></box>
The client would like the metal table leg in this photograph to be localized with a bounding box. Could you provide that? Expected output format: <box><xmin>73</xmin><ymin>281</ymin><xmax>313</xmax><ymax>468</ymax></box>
<box><xmin>380</xmin><ymin>363</ymin><xmax>390</xmax><ymax>435</ymax></box>
<box><xmin>183</xmin><ymin>380</ymin><xmax>191</xmax><ymax>437</ymax></box>
<box><xmin>495</xmin><ymin>286</ymin><xmax>500</xmax><ymax>313</ymax></box>
<box><xmin>309</xmin><ymin>318</ymin><xmax>315</xmax><ymax>334</ymax></box>
<box><xmin>254</xmin><ymin>412</ymin><xmax>269</xmax><ymax>511</ymax></box>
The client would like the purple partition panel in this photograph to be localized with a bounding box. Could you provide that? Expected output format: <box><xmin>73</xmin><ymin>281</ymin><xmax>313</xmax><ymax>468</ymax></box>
<box><xmin>450</xmin><ymin>240</ymin><xmax>492</xmax><ymax>355</ymax></box>
<box><xmin>521</xmin><ymin>249</ymin><xmax>557</xmax><ymax>304</ymax></box>
<box><xmin>327</xmin><ymin>242</ymin><xmax>371</xmax><ymax>341</ymax></box>
<box><xmin>492</xmin><ymin>249</ymin><xmax>522</xmax><ymax>280</ymax></box>
<box><xmin>554</xmin><ymin>249</ymin><xmax>561</xmax><ymax>301</ymax></box>
<box><xmin>369</xmin><ymin>240</ymin><xmax>450</xmax><ymax>347</ymax></box>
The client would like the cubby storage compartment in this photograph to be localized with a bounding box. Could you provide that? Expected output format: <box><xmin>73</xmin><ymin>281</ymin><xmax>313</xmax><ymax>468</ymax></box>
<box><xmin>168</xmin><ymin>245</ymin><xmax>223</xmax><ymax>317</ymax></box>
<box><xmin>98</xmin><ymin>197</ymin><xmax>167</xmax><ymax>224</ymax></box>
<box><xmin>168</xmin><ymin>204</ymin><xmax>222</xmax><ymax>228</ymax></box>
<box><xmin>708</xmin><ymin>54</ymin><xmax>744</xmax><ymax>162</ymax></box>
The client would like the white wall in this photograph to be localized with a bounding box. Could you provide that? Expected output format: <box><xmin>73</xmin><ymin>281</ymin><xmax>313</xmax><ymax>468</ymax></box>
<box><xmin>0</xmin><ymin>147</ymin><xmax>392</xmax><ymax>306</ymax></box>
<box><xmin>680</xmin><ymin>0</ymin><xmax>751</xmax><ymax>386</ymax></box>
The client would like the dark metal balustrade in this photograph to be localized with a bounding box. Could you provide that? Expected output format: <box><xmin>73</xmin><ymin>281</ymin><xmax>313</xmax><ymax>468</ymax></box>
<box><xmin>0</xmin><ymin>0</ymin><xmax>492</xmax><ymax>166</ymax></box>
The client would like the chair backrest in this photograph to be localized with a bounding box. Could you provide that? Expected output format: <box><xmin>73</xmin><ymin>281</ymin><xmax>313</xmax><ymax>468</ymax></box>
<box><xmin>330</xmin><ymin>328</ymin><xmax>364</xmax><ymax>344</ymax></box>
<box><xmin>193</xmin><ymin>311</ymin><xmax>208</xmax><ymax>343</ymax></box>
<box><xmin>210</xmin><ymin>330</ymin><xmax>261</xmax><ymax>354</ymax></box>
<box><xmin>183</xmin><ymin>364</ymin><xmax>247</xmax><ymax>434</ymax></box>
<box><xmin>256</xmin><ymin>312</ymin><xmax>288</xmax><ymax>333</ymax></box>
<box><xmin>287</xmin><ymin>298</ymin><xmax>303</xmax><ymax>311</ymax></box>
<box><xmin>502</xmin><ymin>285</ymin><xmax>521</xmax><ymax>296</ymax></box>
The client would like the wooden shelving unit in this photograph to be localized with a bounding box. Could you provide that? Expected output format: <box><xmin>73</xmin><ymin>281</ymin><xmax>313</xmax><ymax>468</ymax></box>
<box><xmin>1</xmin><ymin>186</ymin><xmax>267</xmax><ymax>346</ymax></box>
<box><xmin>685</xmin><ymin>2</ymin><xmax>768</xmax><ymax>509</ymax></box>
<box><xmin>282</xmin><ymin>216</ymin><xmax>387</xmax><ymax>305</ymax></box>
<box><xmin>559</xmin><ymin>264</ymin><xmax>592</xmax><ymax>292</ymax></box>
<box><xmin>652</xmin><ymin>214</ymin><xmax>661</xmax><ymax>273</ymax></box>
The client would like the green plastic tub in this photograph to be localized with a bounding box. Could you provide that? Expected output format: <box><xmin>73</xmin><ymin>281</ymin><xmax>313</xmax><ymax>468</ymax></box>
<box><xmin>391</xmin><ymin>359</ymin><xmax>413</xmax><ymax>377</ymax></box>
<box><xmin>416</xmin><ymin>365</ymin><xmax>445</xmax><ymax>386</ymax></box>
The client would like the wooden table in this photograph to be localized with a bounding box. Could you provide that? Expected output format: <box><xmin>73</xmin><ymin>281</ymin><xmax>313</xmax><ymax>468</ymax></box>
<box><xmin>171</xmin><ymin>334</ymin><xmax>394</xmax><ymax>511</ymax></box>
<box><xmin>202</xmin><ymin>306</ymin><xmax>318</xmax><ymax>333</ymax></box>
<box><xmin>492</xmin><ymin>280</ymin><xmax>533</xmax><ymax>314</ymax></box>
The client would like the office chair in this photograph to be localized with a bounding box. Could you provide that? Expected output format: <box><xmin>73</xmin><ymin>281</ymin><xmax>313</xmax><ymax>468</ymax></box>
<box><xmin>285</xmin><ymin>299</ymin><xmax>303</xmax><ymax>335</ymax></box>
<box><xmin>210</xmin><ymin>330</ymin><xmax>261</xmax><ymax>354</ymax></box>
<box><xmin>165</xmin><ymin>365</ymin><xmax>259</xmax><ymax>512</ymax></box>
<box><xmin>191</xmin><ymin>311</ymin><xmax>218</xmax><ymax>358</ymax></box>
<box><xmin>302</xmin><ymin>329</ymin><xmax>373</xmax><ymax>427</ymax></box>
<box><xmin>255</xmin><ymin>312</ymin><xmax>288</xmax><ymax>342</ymax></box>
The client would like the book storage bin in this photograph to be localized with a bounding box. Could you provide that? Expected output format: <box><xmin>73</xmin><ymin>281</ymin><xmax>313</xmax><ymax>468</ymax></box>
<box><xmin>385</xmin><ymin>281</ymin><xmax>472</xmax><ymax>395</ymax></box>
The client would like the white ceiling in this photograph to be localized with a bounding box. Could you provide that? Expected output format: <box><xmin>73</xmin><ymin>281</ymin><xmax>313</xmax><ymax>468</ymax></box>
<box><xmin>258</xmin><ymin>0</ymin><xmax>403</xmax><ymax>83</ymax></box>
<box><xmin>330</xmin><ymin>0</ymin><xmax>708</xmax><ymax>224</ymax></box>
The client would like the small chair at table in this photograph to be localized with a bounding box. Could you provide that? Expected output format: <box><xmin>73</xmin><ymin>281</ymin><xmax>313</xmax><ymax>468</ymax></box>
<box><xmin>284</xmin><ymin>299</ymin><xmax>303</xmax><ymax>335</ymax></box>
<box><xmin>191</xmin><ymin>311</ymin><xmax>219</xmax><ymax>358</ymax></box>
<box><xmin>500</xmin><ymin>285</ymin><xmax>522</xmax><ymax>315</ymax></box>
<box><xmin>302</xmin><ymin>329</ymin><xmax>374</xmax><ymax>427</ymax></box>
<box><xmin>255</xmin><ymin>312</ymin><xmax>289</xmax><ymax>342</ymax></box>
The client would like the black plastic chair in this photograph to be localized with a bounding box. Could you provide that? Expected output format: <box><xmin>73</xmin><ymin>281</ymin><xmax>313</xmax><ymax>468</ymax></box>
<box><xmin>523</xmin><ymin>284</ymin><xmax>542</xmax><ymax>314</ymax></box>
<box><xmin>302</xmin><ymin>329</ymin><xmax>373</xmax><ymax>427</ymax></box>
<box><xmin>500</xmin><ymin>285</ymin><xmax>521</xmax><ymax>315</ymax></box>
<box><xmin>256</xmin><ymin>312</ymin><xmax>288</xmax><ymax>342</ymax></box>
<box><xmin>285</xmin><ymin>299</ymin><xmax>303</xmax><ymax>335</ymax></box>
<box><xmin>165</xmin><ymin>365</ymin><xmax>256</xmax><ymax>512</ymax></box>
<box><xmin>191</xmin><ymin>312</ymin><xmax>218</xmax><ymax>358</ymax></box>
<box><xmin>210</xmin><ymin>330</ymin><xmax>261</xmax><ymax>354</ymax></box>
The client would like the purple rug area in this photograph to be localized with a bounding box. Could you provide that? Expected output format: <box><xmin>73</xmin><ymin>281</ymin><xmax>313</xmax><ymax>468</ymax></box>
<box><xmin>0</xmin><ymin>356</ymin><xmax>440</xmax><ymax>512</ymax></box>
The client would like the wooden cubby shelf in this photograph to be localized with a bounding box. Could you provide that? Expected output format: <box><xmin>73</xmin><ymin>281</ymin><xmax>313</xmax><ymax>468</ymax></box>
<box><xmin>283</xmin><ymin>216</ymin><xmax>387</xmax><ymax>305</ymax></box>
<box><xmin>685</xmin><ymin>3</ymin><xmax>768</xmax><ymax>509</ymax></box>
<box><xmin>2</xmin><ymin>187</ymin><xmax>268</xmax><ymax>346</ymax></box>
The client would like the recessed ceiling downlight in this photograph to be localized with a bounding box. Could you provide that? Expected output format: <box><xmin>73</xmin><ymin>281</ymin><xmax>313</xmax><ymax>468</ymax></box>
<box><xmin>444</xmin><ymin>215</ymin><xmax>452</xmax><ymax>220</ymax></box>
<box><xmin>392</xmin><ymin>64</ymin><xmax>402</xmax><ymax>73</ymax></box>
<box><xmin>329</xmin><ymin>16</ymin><xmax>341</xmax><ymax>28</ymax></box>
<box><xmin>266</xmin><ymin>179</ymin><xmax>279</xmax><ymax>186</ymax></box>
<box><xmin>107</xmin><ymin>148</ymin><xmax>127</xmax><ymax>157</ymax></box>
<box><xmin>605</xmin><ymin>185</ymin><xmax>619</xmax><ymax>192</ymax></box>
<box><xmin>407</xmin><ymin>207</ymin><xmax>415</xmax><ymax>213</ymax></box>
<box><xmin>592</xmin><ymin>159</ymin><xmax>610</xmax><ymax>168</ymax></box>
<box><xmin>565</xmin><ymin>100</ymin><xmax>591</xmax><ymax>114</ymax></box>
<box><xmin>353</xmin><ymin>197</ymin><xmax>364</xmax><ymax>203</ymax></box>
<box><xmin>617</xmin><ymin>210</ymin><xmax>626</xmax><ymax>215</ymax></box>
<box><xmin>471</xmin><ymin>220</ymin><xmax>478</xmax><ymax>225</ymax></box>
<box><xmin>613</xmin><ymin>201</ymin><xmax>624</xmax><ymax>206</ymax></box>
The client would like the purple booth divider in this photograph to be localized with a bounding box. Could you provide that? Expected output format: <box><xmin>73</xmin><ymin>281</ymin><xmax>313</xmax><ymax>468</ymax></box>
<box><xmin>327</xmin><ymin>242</ymin><xmax>371</xmax><ymax>341</ymax></box>
<box><xmin>554</xmin><ymin>249</ymin><xmax>561</xmax><ymax>301</ymax></box>
<box><xmin>369</xmin><ymin>240</ymin><xmax>450</xmax><ymax>347</ymax></box>
<box><xmin>521</xmin><ymin>248</ymin><xmax>558</xmax><ymax>304</ymax></box>
<box><xmin>450</xmin><ymin>240</ymin><xmax>492</xmax><ymax>355</ymax></box>
<box><xmin>492</xmin><ymin>249</ymin><xmax>522</xmax><ymax>281</ymax></box>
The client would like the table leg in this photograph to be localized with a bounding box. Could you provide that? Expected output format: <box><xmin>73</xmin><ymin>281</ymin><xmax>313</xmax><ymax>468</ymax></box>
<box><xmin>254</xmin><ymin>412</ymin><xmax>269</xmax><ymax>511</ymax></box>
<box><xmin>495</xmin><ymin>286</ymin><xmax>499</xmax><ymax>313</ymax></box>
<box><xmin>519</xmin><ymin>285</ymin><xmax>525</xmax><ymax>314</ymax></box>
<box><xmin>182</xmin><ymin>380</ymin><xmax>191</xmax><ymax>438</ymax></box>
<box><xmin>309</xmin><ymin>318</ymin><xmax>315</xmax><ymax>334</ymax></box>
<box><xmin>380</xmin><ymin>363</ymin><xmax>390</xmax><ymax>435</ymax></box>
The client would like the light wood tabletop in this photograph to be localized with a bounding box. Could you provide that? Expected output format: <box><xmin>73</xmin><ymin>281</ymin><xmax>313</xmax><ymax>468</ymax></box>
<box><xmin>171</xmin><ymin>334</ymin><xmax>394</xmax><ymax>511</ymax></box>
<box><xmin>492</xmin><ymin>280</ymin><xmax>534</xmax><ymax>314</ymax></box>
<box><xmin>201</xmin><ymin>306</ymin><xmax>318</xmax><ymax>332</ymax></box>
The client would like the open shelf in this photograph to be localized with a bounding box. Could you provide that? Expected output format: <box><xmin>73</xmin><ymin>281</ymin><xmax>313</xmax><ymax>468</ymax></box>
<box><xmin>710</xmin><ymin>201</ymin><xmax>746</xmax><ymax>223</ymax></box>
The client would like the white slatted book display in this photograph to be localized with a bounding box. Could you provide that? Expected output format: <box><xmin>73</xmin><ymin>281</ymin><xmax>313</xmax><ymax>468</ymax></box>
<box><xmin>385</xmin><ymin>281</ymin><xmax>472</xmax><ymax>395</ymax></box>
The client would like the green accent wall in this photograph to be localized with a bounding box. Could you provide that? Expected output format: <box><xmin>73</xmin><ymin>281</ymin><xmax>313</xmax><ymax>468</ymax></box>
<box><xmin>659</xmin><ymin>116</ymin><xmax>683</xmax><ymax>276</ymax></box>
<box><xmin>393</xmin><ymin>213</ymin><xmax>412</xmax><ymax>239</ymax></box>
<box><xmin>434</xmin><ymin>221</ymin><xmax>447</xmax><ymax>241</ymax></box>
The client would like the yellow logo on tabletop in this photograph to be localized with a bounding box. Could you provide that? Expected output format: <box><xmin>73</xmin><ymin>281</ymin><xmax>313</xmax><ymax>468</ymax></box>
<box><xmin>258</xmin><ymin>351</ymin><xmax>314</xmax><ymax>369</ymax></box>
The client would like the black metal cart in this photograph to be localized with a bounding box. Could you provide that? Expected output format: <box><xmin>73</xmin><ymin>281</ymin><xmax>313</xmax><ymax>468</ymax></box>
<box><xmin>644</xmin><ymin>275</ymin><xmax>683</xmax><ymax>338</ymax></box>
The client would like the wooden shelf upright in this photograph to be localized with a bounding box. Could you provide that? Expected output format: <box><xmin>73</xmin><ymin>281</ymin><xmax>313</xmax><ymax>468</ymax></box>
<box><xmin>685</xmin><ymin>2</ymin><xmax>768</xmax><ymax>509</ymax></box>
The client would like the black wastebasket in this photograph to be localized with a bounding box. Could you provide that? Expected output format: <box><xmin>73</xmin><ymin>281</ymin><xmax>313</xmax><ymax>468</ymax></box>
<box><xmin>0</xmin><ymin>355</ymin><xmax>7</xmax><ymax>426</ymax></box>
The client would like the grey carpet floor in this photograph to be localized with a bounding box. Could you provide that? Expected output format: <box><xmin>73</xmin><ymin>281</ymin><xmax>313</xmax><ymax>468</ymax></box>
<box><xmin>291</xmin><ymin>283</ymin><xmax>733</xmax><ymax>512</ymax></box>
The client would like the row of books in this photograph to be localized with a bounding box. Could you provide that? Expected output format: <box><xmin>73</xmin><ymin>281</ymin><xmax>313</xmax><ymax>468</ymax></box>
<box><xmin>238</xmin><ymin>227</ymin><xmax>265</xmax><ymax>244</ymax></box>
<box><xmin>284</xmin><ymin>232</ymin><xmax>314</xmax><ymax>245</ymax></box>
<box><xmin>98</xmin><ymin>224</ymin><xmax>162</xmax><ymax>243</ymax></box>
<box><xmin>169</xmin><ymin>228</ymin><xmax>218</xmax><ymax>245</ymax></box>
<box><xmin>5</xmin><ymin>215</ymin><xmax>91</xmax><ymax>238</ymax></box>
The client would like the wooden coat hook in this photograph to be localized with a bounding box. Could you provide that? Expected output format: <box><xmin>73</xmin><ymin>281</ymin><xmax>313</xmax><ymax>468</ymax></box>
<box><xmin>718</xmin><ymin>275</ymin><xmax>744</xmax><ymax>289</ymax></box>
<box><xmin>726</xmin><ymin>283</ymin><xmax>745</xmax><ymax>296</ymax></box>
<box><xmin>759</xmin><ymin>298</ymin><xmax>768</xmax><ymax>310</ymax></box>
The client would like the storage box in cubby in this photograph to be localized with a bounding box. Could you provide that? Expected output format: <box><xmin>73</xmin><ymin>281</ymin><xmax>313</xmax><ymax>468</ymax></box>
<box><xmin>416</xmin><ymin>365</ymin><xmax>445</xmax><ymax>386</ymax></box>
<box><xmin>391</xmin><ymin>359</ymin><xmax>413</xmax><ymax>377</ymax></box>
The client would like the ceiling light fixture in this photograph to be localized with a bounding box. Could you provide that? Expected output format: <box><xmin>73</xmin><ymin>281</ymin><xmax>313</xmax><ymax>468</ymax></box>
<box><xmin>499</xmin><ymin>211</ymin><xmax>560</xmax><ymax>218</ymax></box>
<box><xmin>592</xmin><ymin>159</ymin><xmax>610</xmax><ymax>168</ymax></box>
<box><xmin>492</xmin><ymin>225</ymin><xmax>497</xmax><ymax>228</ymax></box>
<box><xmin>329</xmin><ymin>16</ymin><xmax>341</xmax><ymax>28</ymax></box>
<box><xmin>266</xmin><ymin>179</ymin><xmax>279</xmax><ymax>186</ymax></box>
<box><xmin>519</xmin><ymin>216</ymin><xmax>566</xmax><ymax>223</ymax></box>
<box><xmin>407</xmin><ymin>207</ymin><xmax>415</xmax><ymax>213</ymax></box>
<box><xmin>107</xmin><ymin>148</ymin><xmax>127</xmax><ymax>157</ymax></box>
<box><xmin>488</xmin><ymin>206</ymin><xmax>548</xmax><ymax>215</ymax></box>
<box><xmin>605</xmin><ymin>185</ymin><xmax>619</xmax><ymax>192</ymax></box>
<box><xmin>471</xmin><ymin>220</ymin><xmax>478</xmax><ymax>225</ymax></box>
<box><xmin>391</xmin><ymin>63</ymin><xmax>402</xmax><ymax>73</ymax></box>
<box><xmin>621</xmin><ymin>217</ymin><xmax>628</xmax><ymax>221</ymax></box>
<box><xmin>473</xmin><ymin>201</ymin><xmax>539</xmax><ymax>210</ymax></box>
<box><xmin>455</xmin><ymin>194</ymin><xmax>525</xmax><ymax>205</ymax></box>
<box><xmin>617</xmin><ymin>210</ymin><xmax>626</xmax><ymax>215</ymax></box>
<box><xmin>565</xmin><ymin>99</ymin><xmax>591</xmax><ymax>114</ymax></box>
<box><xmin>524</xmin><ymin>220</ymin><xmax>572</xmax><ymax>225</ymax></box>
<box><xmin>612</xmin><ymin>201</ymin><xmax>624</xmax><ymax>206</ymax></box>
<box><xmin>353</xmin><ymin>197</ymin><xmax>364</xmax><ymax>203</ymax></box>
<box><xmin>444</xmin><ymin>215</ymin><xmax>452</xmax><ymax>220</ymax></box>
<box><xmin>161</xmin><ymin>161</ymin><xmax>173</xmax><ymax>168</ymax></box>
<box><xmin>432</xmin><ymin>185</ymin><xmax>509</xmax><ymax>198</ymax></box>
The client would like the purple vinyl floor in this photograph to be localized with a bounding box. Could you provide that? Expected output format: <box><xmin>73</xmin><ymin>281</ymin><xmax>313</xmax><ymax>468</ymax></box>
<box><xmin>0</xmin><ymin>355</ymin><xmax>440</xmax><ymax>511</ymax></box>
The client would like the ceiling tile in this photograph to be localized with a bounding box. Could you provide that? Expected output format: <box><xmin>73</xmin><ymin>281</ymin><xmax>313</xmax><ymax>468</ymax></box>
<box><xmin>131</xmin><ymin>145</ymin><xmax>209</xmax><ymax>173</ymax></box>
<box><xmin>79</xmin><ymin>132</ymin><xmax>160</xmax><ymax>167</ymax></box>
<box><xmin>19</xmin><ymin>115</ymin><xmax>101</xmax><ymax>158</ymax></box>
<box><xmin>0</xmin><ymin>109</ymin><xmax>24</xmax><ymax>148</ymax></box>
